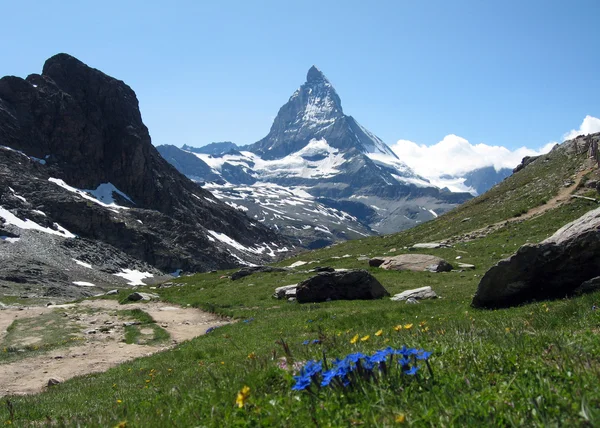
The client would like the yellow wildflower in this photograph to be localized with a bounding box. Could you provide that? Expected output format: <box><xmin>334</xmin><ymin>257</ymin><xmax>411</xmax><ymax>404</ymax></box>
<box><xmin>114</xmin><ymin>422</ymin><xmax>127</xmax><ymax>428</ymax></box>
<box><xmin>394</xmin><ymin>325</ymin><xmax>402</xmax><ymax>332</ymax></box>
<box><xmin>360</xmin><ymin>335</ymin><xmax>370</xmax><ymax>342</ymax></box>
<box><xmin>419</xmin><ymin>321</ymin><xmax>427</xmax><ymax>327</ymax></box>
<box><xmin>236</xmin><ymin>386</ymin><xmax>251</xmax><ymax>408</ymax></box>
<box><xmin>247</xmin><ymin>352</ymin><xmax>256</xmax><ymax>360</ymax></box>
<box><xmin>350</xmin><ymin>334</ymin><xmax>359</xmax><ymax>344</ymax></box>
<box><xmin>375</xmin><ymin>329</ymin><xmax>383</xmax><ymax>336</ymax></box>
<box><xmin>395</xmin><ymin>413</ymin><xmax>406</xmax><ymax>423</ymax></box>
<box><xmin>116</xmin><ymin>399</ymin><xmax>122</xmax><ymax>404</ymax></box>
<box><xmin>403</xmin><ymin>324</ymin><xmax>413</xmax><ymax>330</ymax></box>
<box><xmin>505</xmin><ymin>327</ymin><xmax>511</xmax><ymax>333</ymax></box>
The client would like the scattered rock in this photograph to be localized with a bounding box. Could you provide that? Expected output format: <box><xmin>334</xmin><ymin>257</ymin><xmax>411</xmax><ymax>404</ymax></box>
<box><xmin>391</xmin><ymin>286</ymin><xmax>438</xmax><ymax>301</ymax></box>
<box><xmin>368</xmin><ymin>257</ymin><xmax>385</xmax><ymax>267</ymax></box>
<box><xmin>309</xmin><ymin>266</ymin><xmax>335</xmax><ymax>273</ymax></box>
<box><xmin>376</xmin><ymin>254</ymin><xmax>453</xmax><ymax>272</ymax></box>
<box><xmin>273</xmin><ymin>284</ymin><xmax>298</xmax><ymax>299</ymax></box>
<box><xmin>576</xmin><ymin>276</ymin><xmax>600</xmax><ymax>295</ymax></box>
<box><xmin>472</xmin><ymin>206</ymin><xmax>600</xmax><ymax>308</ymax></box>
<box><xmin>411</xmin><ymin>242</ymin><xmax>451</xmax><ymax>249</ymax></box>
<box><xmin>84</xmin><ymin>329</ymin><xmax>97</xmax><ymax>334</ymax></box>
<box><xmin>47</xmin><ymin>378</ymin><xmax>63</xmax><ymax>387</ymax></box>
<box><xmin>127</xmin><ymin>292</ymin><xmax>159</xmax><ymax>301</ymax></box>
<box><xmin>230</xmin><ymin>266</ymin><xmax>290</xmax><ymax>281</ymax></box>
<box><xmin>289</xmin><ymin>261</ymin><xmax>308</xmax><ymax>268</ymax></box>
<box><xmin>461</xmin><ymin>217</ymin><xmax>471</xmax><ymax>223</ymax></box>
<box><xmin>457</xmin><ymin>263</ymin><xmax>475</xmax><ymax>269</ymax></box>
<box><xmin>295</xmin><ymin>269</ymin><xmax>389</xmax><ymax>303</ymax></box>
<box><xmin>405</xmin><ymin>298</ymin><xmax>419</xmax><ymax>304</ymax></box>
<box><xmin>123</xmin><ymin>322</ymin><xmax>141</xmax><ymax>327</ymax></box>
<box><xmin>356</xmin><ymin>256</ymin><xmax>370</xmax><ymax>261</ymax></box>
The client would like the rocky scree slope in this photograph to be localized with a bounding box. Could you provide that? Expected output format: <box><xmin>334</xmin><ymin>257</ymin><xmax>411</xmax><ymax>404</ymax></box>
<box><xmin>158</xmin><ymin>67</ymin><xmax>472</xmax><ymax>247</ymax></box>
<box><xmin>0</xmin><ymin>53</ymin><xmax>289</xmax><ymax>299</ymax></box>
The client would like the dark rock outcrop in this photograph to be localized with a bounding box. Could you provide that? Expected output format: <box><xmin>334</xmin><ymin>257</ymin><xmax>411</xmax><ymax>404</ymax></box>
<box><xmin>0</xmin><ymin>53</ymin><xmax>290</xmax><ymax>297</ymax></box>
<box><xmin>295</xmin><ymin>269</ymin><xmax>389</xmax><ymax>303</ymax></box>
<box><xmin>472</xmin><ymin>206</ymin><xmax>600</xmax><ymax>308</ymax></box>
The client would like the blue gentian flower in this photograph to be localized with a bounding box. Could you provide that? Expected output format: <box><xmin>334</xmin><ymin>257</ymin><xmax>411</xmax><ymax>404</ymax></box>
<box><xmin>405</xmin><ymin>366</ymin><xmax>419</xmax><ymax>375</ymax></box>
<box><xmin>398</xmin><ymin>357</ymin><xmax>411</xmax><ymax>367</ymax></box>
<box><xmin>292</xmin><ymin>375</ymin><xmax>311</xmax><ymax>390</ymax></box>
<box><xmin>416</xmin><ymin>350</ymin><xmax>432</xmax><ymax>360</ymax></box>
<box><xmin>302</xmin><ymin>340</ymin><xmax>310</xmax><ymax>345</ymax></box>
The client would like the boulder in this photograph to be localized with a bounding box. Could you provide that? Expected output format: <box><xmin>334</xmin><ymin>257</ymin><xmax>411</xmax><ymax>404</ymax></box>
<box><xmin>369</xmin><ymin>257</ymin><xmax>385</xmax><ymax>267</ymax></box>
<box><xmin>391</xmin><ymin>286</ymin><xmax>438</xmax><ymax>301</ymax></box>
<box><xmin>377</xmin><ymin>254</ymin><xmax>452</xmax><ymax>272</ymax></box>
<box><xmin>231</xmin><ymin>266</ymin><xmax>290</xmax><ymax>281</ymax></box>
<box><xmin>309</xmin><ymin>266</ymin><xmax>335</xmax><ymax>273</ymax></box>
<box><xmin>472</xmin><ymin>206</ymin><xmax>600</xmax><ymax>308</ymax></box>
<box><xmin>127</xmin><ymin>292</ymin><xmax>159</xmax><ymax>301</ymax></box>
<box><xmin>410</xmin><ymin>242</ymin><xmax>451</xmax><ymax>249</ymax></box>
<box><xmin>273</xmin><ymin>284</ymin><xmax>297</xmax><ymax>299</ymax></box>
<box><xmin>295</xmin><ymin>269</ymin><xmax>389</xmax><ymax>303</ymax></box>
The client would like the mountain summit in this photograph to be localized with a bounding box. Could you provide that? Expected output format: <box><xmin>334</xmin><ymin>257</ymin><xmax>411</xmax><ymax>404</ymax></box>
<box><xmin>159</xmin><ymin>66</ymin><xmax>471</xmax><ymax>246</ymax></box>
<box><xmin>248</xmin><ymin>66</ymin><xmax>396</xmax><ymax>160</ymax></box>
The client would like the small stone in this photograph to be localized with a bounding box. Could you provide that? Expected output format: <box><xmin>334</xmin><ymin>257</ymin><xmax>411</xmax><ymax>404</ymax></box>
<box><xmin>105</xmin><ymin>289</ymin><xmax>118</xmax><ymax>295</ymax></box>
<box><xmin>127</xmin><ymin>292</ymin><xmax>159</xmax><ymax>301</ymax></box>
<box><xmin>405</xmin><ymin>298</ymin><xmax>420</xmax><ymax>304</ymax></box>
<box><xmin>84</xmin><ymin>329</ymin><xmax>97</xmax><ymax>334</ymax></box>
<box><xmin>47</xmin><ymin>378</ymin><xmax>63</xmax><ymax>387</ymax></box>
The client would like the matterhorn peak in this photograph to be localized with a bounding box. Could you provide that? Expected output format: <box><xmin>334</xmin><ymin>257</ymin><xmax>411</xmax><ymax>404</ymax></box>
<box><xmin>306</xmin><ymin>65</ymin><xmax>328</xmax><ymax>83</ymax></box>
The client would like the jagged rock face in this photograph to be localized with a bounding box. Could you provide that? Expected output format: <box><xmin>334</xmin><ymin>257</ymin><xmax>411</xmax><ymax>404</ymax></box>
<box><xmin>472</xmin><ymin>205</ymin><xmax>600</xmax><ymax>308</ymax></box>
<box><xmin>248</xmin><ymin>66</ymin><xmax>397</xmax><ymax>160</ymax></box>
<box><xmin>0</xmin><ymin>54</ymin><xmax>290</xmax><ymax>294</ymax></box>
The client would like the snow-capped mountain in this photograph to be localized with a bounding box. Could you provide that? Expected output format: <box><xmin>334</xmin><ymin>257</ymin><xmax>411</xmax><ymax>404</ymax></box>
<box><xmin>158</xmin><ymin>66</ymin><xmax>472</xmax><ymax>246</ymax></box>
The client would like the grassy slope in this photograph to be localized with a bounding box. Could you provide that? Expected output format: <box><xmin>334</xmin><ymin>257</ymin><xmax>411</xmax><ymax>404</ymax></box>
<box><xmin>2</xmin><ymin>145</ymin><xmax>600</xmax><ymax>427</ymax></box>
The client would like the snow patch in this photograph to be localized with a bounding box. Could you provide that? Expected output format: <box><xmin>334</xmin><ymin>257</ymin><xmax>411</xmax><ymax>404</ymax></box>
<box><xmin>72</xmin><ymin>259</ymin><xmax>92</xmax><ymax>269</ymax></box>
<box><xmin>0</xmin><ymin>206</ymin><xmax>75</xmax><ymax>238</ymax></box>
<box><xmin>73</xmin><ymin>281</ymin><xmax>96</xmax><ymax>287</ymax></box>
<box><xmin>114</xmin><ymin>269</ymin><xmax>154</xmax><ymax>286</ymax></box>
<box><xmin>48</xmin><ymin>178</ymin><xmax>132</xmax><ymax>211</ymax></box>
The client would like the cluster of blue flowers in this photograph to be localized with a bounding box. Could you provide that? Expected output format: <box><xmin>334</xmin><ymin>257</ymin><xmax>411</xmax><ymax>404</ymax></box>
<box><xmin>302</xmin><ymin>339</ymin><xmax>321</xmax><ymax>345</ymax></box>
<box><xmin>292</xmin><ymin>346</ymin><xmax>432</xmax><ymax>391</ymax></box>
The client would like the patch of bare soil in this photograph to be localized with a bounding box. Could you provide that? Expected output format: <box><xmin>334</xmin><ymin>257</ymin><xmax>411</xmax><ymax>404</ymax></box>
<box><xmin>0</xmin><ymin>300</ymin><xmax>229</xmax><ymax>396</ymax></box>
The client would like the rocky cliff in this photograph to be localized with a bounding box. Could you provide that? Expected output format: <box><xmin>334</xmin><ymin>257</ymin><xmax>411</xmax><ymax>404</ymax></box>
<box><xmin>0</xmin><ymin>54</ymin><xmax>289</xmax><ymax>300</ymax></box>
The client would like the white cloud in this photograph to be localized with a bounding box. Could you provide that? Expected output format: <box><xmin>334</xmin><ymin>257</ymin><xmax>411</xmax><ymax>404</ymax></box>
<box><xmin>563</xmin><ymin>115</ymin><xmax>600</xmax><ymax>141</ymax></box>
<box><xmin>390</xmin><ymin>134</ymin><xmax>555</xmax><ymax>179</ymax></box>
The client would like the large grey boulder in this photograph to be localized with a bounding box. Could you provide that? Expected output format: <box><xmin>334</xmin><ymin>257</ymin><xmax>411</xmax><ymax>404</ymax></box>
<box><xmin>376</xmin><ymin>254</ymin><xmax>453</xmax><ymax>272</ymax></box>
<box><xmin>295</xmin><ymin>269</ymin><xmax>389</xmax><ymax>303</ymax></box>
<box><xmin>391</xmin><ymin>286</ymin><xmax>438</xmax><ymax>301</ymax></box>
<box><xmin>273</xmin><ymin>284</ymin><xmax>297</xmax><ymax>299</ymax></box>
<box><xmin>472</xmin><ymin>206</ymin><xmax>600</xmax><ymax>308</ymax></box>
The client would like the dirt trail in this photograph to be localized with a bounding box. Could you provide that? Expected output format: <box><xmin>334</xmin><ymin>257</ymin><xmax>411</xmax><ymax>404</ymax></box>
<box><xmin>444</xmin><ymin>168</ymin><xmax>594</xmax><ymax>245</ymax></box>
<box><xmin>0</xmin><ymin>300</ymin><xmax>229</xmax><ymax>396</ymax></box>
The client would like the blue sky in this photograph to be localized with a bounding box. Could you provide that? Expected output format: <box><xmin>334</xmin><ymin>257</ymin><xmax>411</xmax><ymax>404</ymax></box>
<box><xmin>2</xmin><ymin>0</ymin><xmax>599</xmax><ymax>153</ymax></box>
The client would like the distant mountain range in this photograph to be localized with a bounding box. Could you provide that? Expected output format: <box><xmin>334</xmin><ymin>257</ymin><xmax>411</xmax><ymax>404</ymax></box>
<box><xmin>158</xmin><ymin>66</ymin><xmax>476</xmax><ymax>247</ymax></box>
